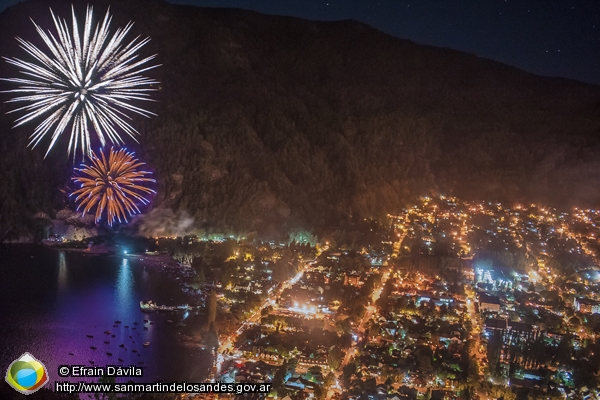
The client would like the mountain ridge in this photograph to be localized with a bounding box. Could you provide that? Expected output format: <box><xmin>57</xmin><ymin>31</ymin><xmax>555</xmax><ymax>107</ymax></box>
<box><xmin>0</xmin><ymin>0</ymin><xmax>599</xmax><ymax>240</ymax></box>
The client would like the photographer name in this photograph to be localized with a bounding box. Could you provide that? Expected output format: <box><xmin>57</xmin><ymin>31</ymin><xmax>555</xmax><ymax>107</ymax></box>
<box><xmin>70</xmin><ymin>365</ymin><xmax>143</xmax><ymax>377</ymax></box>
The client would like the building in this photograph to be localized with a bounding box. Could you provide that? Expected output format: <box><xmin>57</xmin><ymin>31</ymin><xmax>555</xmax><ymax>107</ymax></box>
<box><xmin>478</xmin><ymin>293</ymin><xmax>501</xmax><ymax>313</ymax></box>
<box><xmin>344</xmin><ymin>274</ymin><xmax>362</xmax><ymax>287</ymax></box>
<box><xmin>485</xmin><ymin>318</ymin><xmax>508</xmax><ymax>334</ymax></box>
<box><xmin>508</xmin><ymin>321</ymin><xmax>536</xmax><ymax>339</ymax></box>
<box><xmin>574</xmin><ymin>297</ymin><xmax>600</xmax><ymax>314</ymax></box>
<box><xmin>475</xmin><ymin>265</ymin><xmax>515</xmax><ymax>288</ymax></box>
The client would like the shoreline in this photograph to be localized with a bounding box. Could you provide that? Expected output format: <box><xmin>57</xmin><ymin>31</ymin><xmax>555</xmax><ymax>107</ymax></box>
<box><xmin>1</xmin><ymin>242</ymin><xmax>215</xmax><ymax>383</ymax></box>
<box><xmin>8</xmin><ymin>242</ymin><xmax>214</xmax><ymax>354</ymax></box>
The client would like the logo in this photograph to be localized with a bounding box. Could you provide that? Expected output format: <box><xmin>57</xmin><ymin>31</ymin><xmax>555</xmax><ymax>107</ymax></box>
<box><xmin>5</xmin><ymin>352</ymin><xmax>49</xmax><ymax>395</ymax></box>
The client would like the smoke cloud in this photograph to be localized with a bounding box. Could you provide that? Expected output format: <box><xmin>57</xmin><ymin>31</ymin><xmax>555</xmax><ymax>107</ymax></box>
<box><xmin>134</xmin><ymin>208</ymin><xmax>199</xmax><ymax>238</ymax></box>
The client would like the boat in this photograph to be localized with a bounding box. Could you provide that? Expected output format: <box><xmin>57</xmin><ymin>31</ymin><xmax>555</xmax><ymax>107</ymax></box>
<box><xmin>133</xmin><ymin>322</ymin><xmax>139</xmax><ymax>325</ymax></box>
<box><xmin>143</xmin><ymin>342</ymin><xmax>150</xmax><ymax>347</ymax></box>
<box><xmin>69</xmin><ymin>352</ymin><xmax>74</xmax><ymax>356</ymax></box>
<box><xmin>104</xmin><ymin>330</ymin><xmax>111</xmax><ymax>335</ymax></box>
<box><xmin>143</xmin><ymin>319</ymin><xmax>149</xmax><ymax>323</ymax></box>
<box><xmin>89</xmin><ymin>361</ymin><xmax>95</xmax><ymax>365</ymax></box>
<box><xmin>124</xmin><ymin>325</ymin><xmax>129</xmax><ymax>328</ymax></box>
<box><xmin>114</xmin><ymin>320</ymin><xmax>122</xmax><ymax>324</ymax></box>
<box><xmin>140</xmin><ymin>300</ymin><xmax>157</xmax><ymax>312</ymax></box>
<box><xmin>90</xmin><ymin>346</ymin><xmax>97</xmax><ymax>350</ymax></box>
<box><xmin>118</xmin><ymin>358</ymin><xmax>124</xmax><ymax>362</ymax></box>
<box><xmin>119</xmin><ymin>344</ymin><xmax>125</xmax><ymax>348</ymax></box>
<box><xmin>103</xmin><ymin>341</ymin><xmax>110</xmax><ymax>344</ymax></box>
<box><xmin>111</xmin><ymin>335</ymin><xmax>116</xmax><ymax>338</ymax></box>
<box><xmin>132</xmin><ymin>349</ymin><xmax>138</xmax><ymax>353</ymax></box>
<box><xmin>106</xmin><ymin>352</ymin><xmax>112</xmax><ymax>356</ymax></box>
<box><xmin>140</xmin><ymin>300</ymin><xmax>185</xmax><ymax>312</ymax></box>
<box><xmin>86</xmin><ymin>334</ymin><xmax>94</xmax><ymax>338</ymax></box>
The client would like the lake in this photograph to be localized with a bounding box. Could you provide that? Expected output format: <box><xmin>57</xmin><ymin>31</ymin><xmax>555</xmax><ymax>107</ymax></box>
<box><xmin>0</xmin><ymin>244</ymin><xmax>210</xmax><ymax>392</ymax></box>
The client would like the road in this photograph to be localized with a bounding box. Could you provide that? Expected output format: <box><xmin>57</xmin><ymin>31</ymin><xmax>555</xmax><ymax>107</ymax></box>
<box><xmin>465</xmin><ymin>288</ymin><xmax>486</xmax><ymax>366</ymax></box>
<box><xmin>212</xmin><ymin>264</ymin><xmax>309</xmax><ymax>378</ymax></box>
<box><xmin>340</xmin><ymin>230</ymin><xmax>402</xmax><ymax>367</ymax></box>
<box><xmin>336</xmin><ymin>268</ymin><xmax>391</xmax><ymax>391</ymax></box>
<box><xmin>465</xmin><ymin>286</ymin><xmax>492</xmax><ymax>400</ymax></box>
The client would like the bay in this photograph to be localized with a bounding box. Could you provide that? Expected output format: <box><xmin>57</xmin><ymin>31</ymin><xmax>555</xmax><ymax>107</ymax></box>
<box><xmin>0</xmin><ymin>244</ymin><xmax>210</xmax><ymax>390</ymax></box>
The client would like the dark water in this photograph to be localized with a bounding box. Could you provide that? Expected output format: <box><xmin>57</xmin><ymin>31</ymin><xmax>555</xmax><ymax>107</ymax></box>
<box><xmin>0</xmin><ymin>245</ymin><xmax>210</xmax><ymax>391</ymax></box>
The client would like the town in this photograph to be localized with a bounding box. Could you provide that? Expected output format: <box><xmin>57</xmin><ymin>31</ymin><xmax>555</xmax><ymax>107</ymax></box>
<box><xmin>144</xmin><ymin>195</ymin><xmax>600</xmax><ymax>400</ymax></box>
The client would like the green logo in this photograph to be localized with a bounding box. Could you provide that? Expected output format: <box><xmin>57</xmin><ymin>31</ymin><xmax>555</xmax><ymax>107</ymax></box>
<box><xmin>5</xmin><ymin>352</ymin><xmax>49</xmax><ymax>395</ymax></box>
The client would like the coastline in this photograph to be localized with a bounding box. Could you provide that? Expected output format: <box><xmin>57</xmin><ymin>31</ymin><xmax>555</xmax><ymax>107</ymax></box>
<box><xmin>6</xmin><ymin>242</ymin><xmax>213</xmax><ymax>358</ymax></box>
<box><xmin>0</xmin><ymin>242</ymin><xmax>214</xmax><ymax>384</ymax></box>
<box><xmin>40</xmin><ymin>241</ymin><xmax>208</xmax><ymax>331</ymax></box>
<box><xmin>42</xmin><ymin>240</ymin><xmax>183</xmax><ymax>271</ymax></box>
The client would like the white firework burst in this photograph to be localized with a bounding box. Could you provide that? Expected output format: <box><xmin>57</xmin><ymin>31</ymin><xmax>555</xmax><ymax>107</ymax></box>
<box><xmin>1</xmin><ymin>5</ymin><xmax>160</xmax><ymax>159</ymax></box>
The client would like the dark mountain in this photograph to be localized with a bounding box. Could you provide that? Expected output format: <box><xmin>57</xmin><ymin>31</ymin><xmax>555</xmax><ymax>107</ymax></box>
<box><xmin>0</xmin><ymin>0</ymin><xmax>599</xmax><ymax>240</ymax></box>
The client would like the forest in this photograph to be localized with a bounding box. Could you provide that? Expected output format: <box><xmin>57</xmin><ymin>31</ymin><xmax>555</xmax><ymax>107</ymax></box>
<box><xmin>0</xmin><ymin>0</ymin><xmax>599</xmax><ymax>241</ymax></box>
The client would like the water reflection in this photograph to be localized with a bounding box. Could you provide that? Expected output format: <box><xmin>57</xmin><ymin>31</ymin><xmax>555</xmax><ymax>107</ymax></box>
<box><xmin>115</xmin><ymin>258</ymin><xmax>134</xmax><ymax>317</ymax></box>
<box><xmin>57</xmin><ymin>251</ymin><xmax>67</xmax><ymax>293</ymax></box>
<box><xmin>0</xmin><ymin>246</ymin><xmax>210</xmax><ymax>385</ymax></box>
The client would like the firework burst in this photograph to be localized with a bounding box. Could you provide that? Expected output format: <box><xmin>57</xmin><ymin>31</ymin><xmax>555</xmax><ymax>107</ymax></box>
<box><xmin>2</xmin><ymin>5</ymin><xmax>159</xmax><ymax>159</ymax></box>
<box><xmin>71</xmin><ymin>147</ymin><xmax>155</xmax><ymax>226</ymax></box>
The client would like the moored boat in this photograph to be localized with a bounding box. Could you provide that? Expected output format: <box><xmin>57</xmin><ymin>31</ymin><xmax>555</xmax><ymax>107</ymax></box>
<box><xmin>140</xmin><ymin>300</ymin><xmax>157</xmax><ymax>312</ymax></box>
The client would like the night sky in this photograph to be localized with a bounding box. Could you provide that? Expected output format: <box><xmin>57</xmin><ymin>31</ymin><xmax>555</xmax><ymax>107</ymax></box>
<box><xmin>0</xmin><ymin>0</ymin><xmax>599</xmax><ymax>85</ymax></box>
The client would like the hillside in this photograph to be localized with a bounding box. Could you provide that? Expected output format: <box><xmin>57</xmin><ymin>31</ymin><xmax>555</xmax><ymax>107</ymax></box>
<box><xmin>0</xmin><ymin>0</ymin><xmax>599</xmax><ymax>240</ymax></box>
